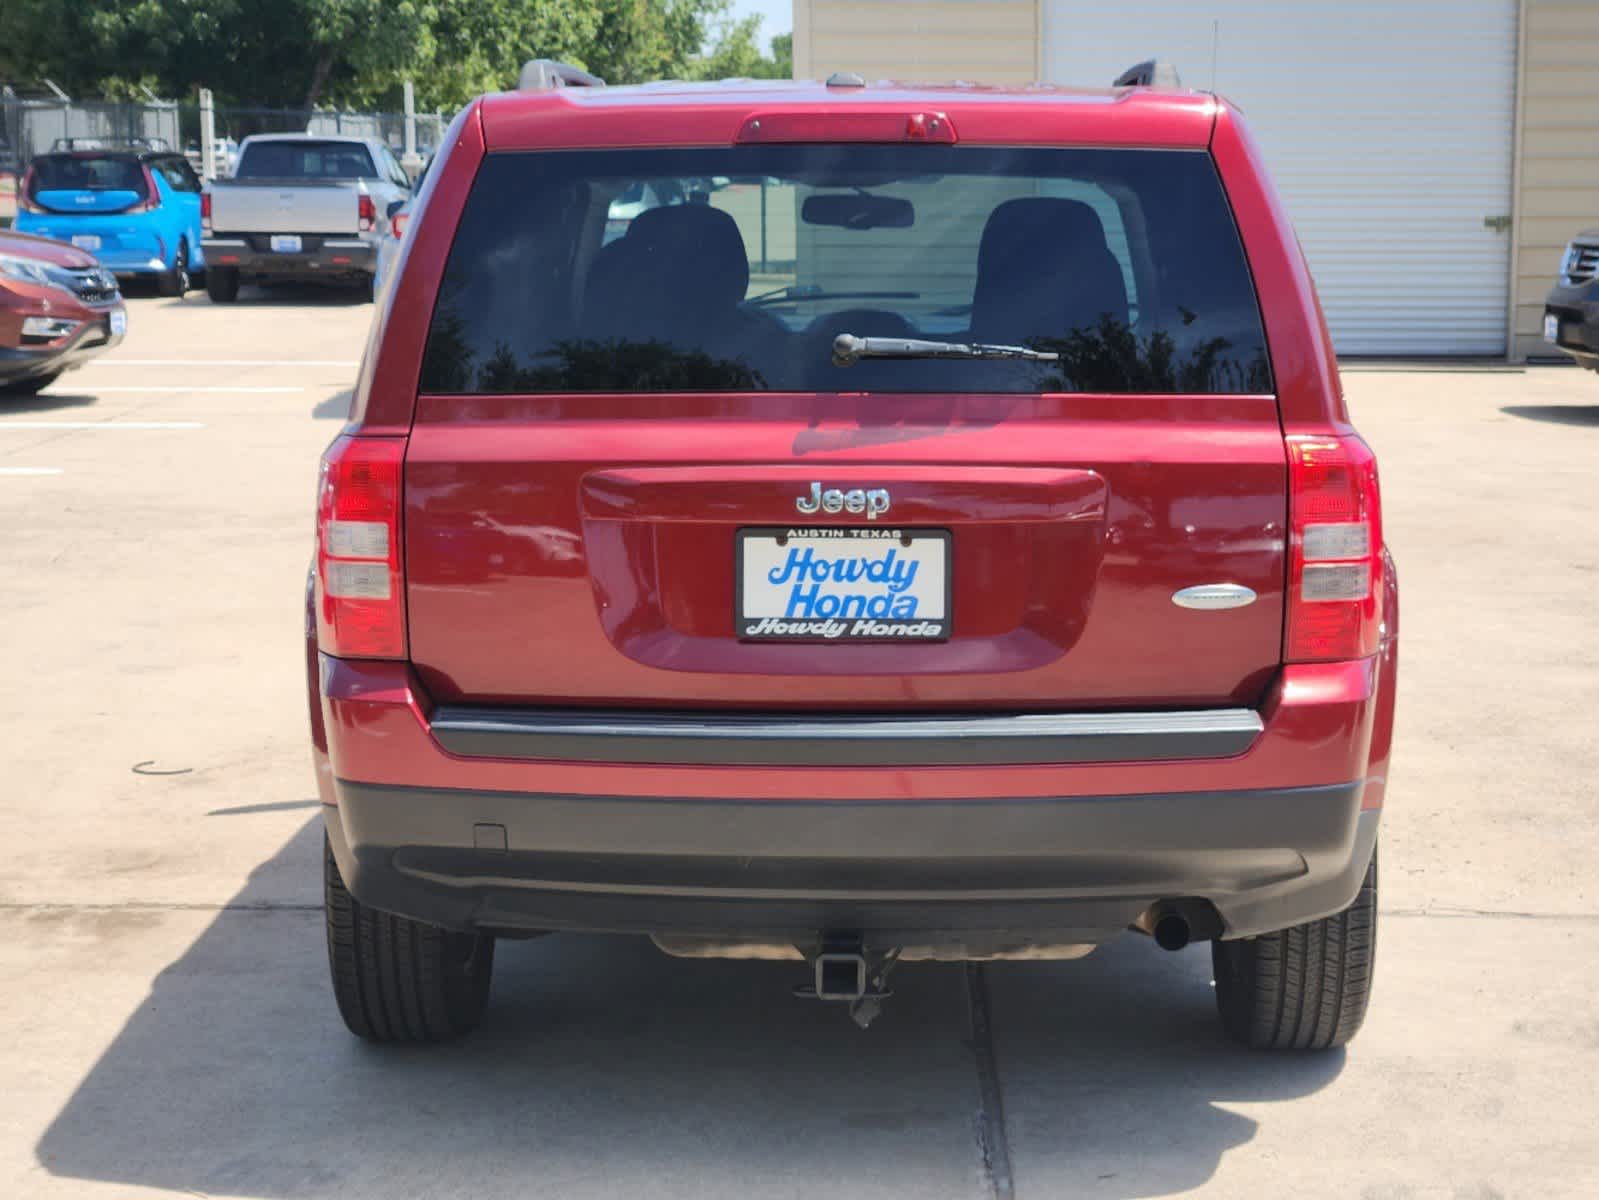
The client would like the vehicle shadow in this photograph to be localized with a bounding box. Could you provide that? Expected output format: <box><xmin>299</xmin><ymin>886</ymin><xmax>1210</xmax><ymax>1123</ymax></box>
<box><xmin>35</xmin><ymin>817</ymin><xmax>1339</xmax><ymax>1199</ymax></box>
<box><xmin>1</xmin><ymin>391</ymin><xmax>99</xmax><ymax>415</ymax></box>
<box><xmin>313</xmin><ymin>388</ymin><xmax>355</xmax><ymax>420</ymax></box>
<box><xmin>223</xmin><ymin>282</ymin><xmax>371</xmax><ymax>308</ymax></box>
<box><xmin>1500</xmin><ymin>403</ymin><xmax>1599</xmax><ymax>426</ymax></box>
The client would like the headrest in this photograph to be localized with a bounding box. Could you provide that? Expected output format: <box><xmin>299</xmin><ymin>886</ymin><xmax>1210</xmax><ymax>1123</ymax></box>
<box><xmin>971</xmin><ymin>197</ymin><xmax>1129</xmax><ymax>341</ymax></box>
<box><xmin>626</xmin><ymin>203</ymin><xmax>751</xmax><ymax>314</ymax></box>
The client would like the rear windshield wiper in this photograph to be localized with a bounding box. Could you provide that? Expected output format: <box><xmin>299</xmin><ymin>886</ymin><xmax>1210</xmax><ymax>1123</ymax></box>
<box><xmin>832</xmin><ymin>333</ymin><xmax>1059</xmax><ymax>367</ymax></box>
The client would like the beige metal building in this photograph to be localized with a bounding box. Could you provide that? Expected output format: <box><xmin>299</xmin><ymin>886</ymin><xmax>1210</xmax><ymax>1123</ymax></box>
<box><xmin>793</xmin><ymin>0</ymin><xmax>1599</xmax><ymax>361</ymax></box>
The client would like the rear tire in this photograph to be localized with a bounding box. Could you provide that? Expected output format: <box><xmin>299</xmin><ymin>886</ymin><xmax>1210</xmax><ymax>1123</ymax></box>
<box><xmin>157</xmin><ymin>242</ymin><xmax>190</xmax><ymax>297</ymax></box>
<box><xmin>1212</xmin><ymin>845</ymin><xmax>1377</xmax><ymax>1050</ymax></box>
<box><xmin>205</xmin><ymin>266</ymin><xmax>240</xmax><ymax>303</ymax></box>
<box><xmin>323</xmin><ymin>833</ymin><xmax>495</xmax><ymax>1042</ymax></box>
<box><xmin>0</xmin><ymin>371</ymin><xmax>62</xmax><ymax>396</ymax></box>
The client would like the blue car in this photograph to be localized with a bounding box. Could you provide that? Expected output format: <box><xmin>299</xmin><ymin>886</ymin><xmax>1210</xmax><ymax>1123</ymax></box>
<box><xmin>16</xmin><ymin>144</ymin><xmax>205</xmax><ymax>296</ymax></box>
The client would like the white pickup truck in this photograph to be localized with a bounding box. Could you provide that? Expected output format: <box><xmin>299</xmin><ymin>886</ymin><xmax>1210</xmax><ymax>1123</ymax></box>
<box><xmin>200</xmin><ymin>134</ymin><xmax>412</xmax><ymax>302</ymax></box>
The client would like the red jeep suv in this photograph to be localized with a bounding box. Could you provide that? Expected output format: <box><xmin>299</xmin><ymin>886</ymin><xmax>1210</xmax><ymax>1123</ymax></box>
<box><xmin>309</xmin><ymin>63</ymin><xmax>1397</xmax><ymax>1050</ymax></box>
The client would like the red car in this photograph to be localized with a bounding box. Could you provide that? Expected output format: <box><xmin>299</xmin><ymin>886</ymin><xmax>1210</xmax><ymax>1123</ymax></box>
<box><xmin>311</xmin><ymin>64</ymin><xmax>1397</xmax><ymax>1050</ymax></box>
<box><xmin>1</xmin><ymin>229</ymin><xmax>126</xmax><ymax>395</ymax></box>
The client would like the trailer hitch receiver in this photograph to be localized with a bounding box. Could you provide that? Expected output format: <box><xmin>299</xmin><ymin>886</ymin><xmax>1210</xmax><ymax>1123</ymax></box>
<box><xmin>794</xmin><ymin>938</ymin><xmax>900</xmax><ymax>1028</ymax></box>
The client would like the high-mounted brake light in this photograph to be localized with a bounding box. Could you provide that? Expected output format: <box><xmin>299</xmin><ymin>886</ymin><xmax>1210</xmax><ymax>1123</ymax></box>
<box><xmin>1286</xmin><ymin>434</ymin><xmax>1383</xmax><ymax>662</ymax></box>
<box><xmin>735</xmin><ymin>111</ymin><xmax>956</xmax><ymax>144</ymax></box>
<box><xmin>316</xmin><ymin>436</ymin><xmax>405</xmax><ymax>658</ymax></box>
<box><xmin>200</xmin><ymin>191</ymin><xmax>212</xmax><ymax>233</ymax></box>
<box><xmin>358</xmin><ymin>193</ymin><xmax>377</xmax><ymax>232</ymax></box>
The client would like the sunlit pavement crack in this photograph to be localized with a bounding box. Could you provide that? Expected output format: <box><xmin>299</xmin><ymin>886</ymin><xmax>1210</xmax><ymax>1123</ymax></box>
<box><xmin>966</xmin><ymin>962</ymin><xmax>1015</xmax><ymax>1200</ymax></box>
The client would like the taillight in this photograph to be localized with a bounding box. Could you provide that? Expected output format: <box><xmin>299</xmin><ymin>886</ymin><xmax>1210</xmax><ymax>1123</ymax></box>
<box><xmin>124</xmin><ymin>165</ymin><xmax>161</xmax><ymax>213</ymax></box>
<box><xmin>201</xmin><ymin>192</ymin><xmax>212</xmax><ymax>233</ymax></box>
<box><xmin>391</xmin><ymin>211</ymin><xmax>408</xmax><ymax>239</ymax></box>
<box><xmin>18</xmin><ymin>168</ymin><xmax>44</xmax><ymax>214</ymax></box>
<box><xmin>358</xmin><ymin>193</ymin><xmax>376</xmax><ymax>232</ymax></box>
<box><xmin>1286</xmin><ymin>434</ymin><xmax>1383</xmax><ymax>662</ymax></box>
<box><xmin>316</xmin><ymin>436</ymin><xmax>405</xmax><ymax>659</ymax></box>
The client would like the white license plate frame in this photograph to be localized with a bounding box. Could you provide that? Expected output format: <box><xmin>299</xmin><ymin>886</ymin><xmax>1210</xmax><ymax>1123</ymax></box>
<box><xmin>1543</xmin><ymin>313</ymin><xmax>1560</xmax><ymax>343</ymax></box>
<box><xmin>70</xmin><ymin>234</ymin><xmax>101</xmax><ymax>251</ymax></box>
<box><xmin>270</xmin><ymin>234</ymin><xmax>303</xmax><ymax>254</ymax></box>
<box><xmin>108</xmin><ymin>310</ymin><xmax>127</xmax><ymax>337</ymax></box>
<box><xmin>736</xmin><ymin>527</ymin><xmax>951</xmax><ymax>642</ymax></box>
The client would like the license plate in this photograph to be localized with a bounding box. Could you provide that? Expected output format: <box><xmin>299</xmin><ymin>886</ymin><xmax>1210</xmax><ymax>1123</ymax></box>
<box><xmin>270</xmin><ymin>235</ymin><xmax>302</xmax><ymax>253</ymax></box>
<box><xmin>71</xmin><ymin>234</ymin><xmax>101</xmax><ymax>251</ymax></box>
<box><xmin>109</xmin><ymin>310</ymin><xmax>127</xmax><ymax>337</ymax></box>
<box><xmin>1543</xmin><ymin>313</ymin><xmax>1560</xmax><ymax>343</ymax></box>
<box><xmin>737</xmin><ymin>528</ymin><xmax>950</xmax><ymax>641</ymax></box>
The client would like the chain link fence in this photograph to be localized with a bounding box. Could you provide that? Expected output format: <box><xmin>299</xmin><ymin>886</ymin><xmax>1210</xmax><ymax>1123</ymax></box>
<box><xmin>1</xmin><ymin>97</ymin><xmax>183</xmax><ymax>162</ymax></box>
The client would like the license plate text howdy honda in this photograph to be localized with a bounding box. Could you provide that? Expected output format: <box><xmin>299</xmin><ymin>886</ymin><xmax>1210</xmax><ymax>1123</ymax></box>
<box><xmin>737</xmin><ymin>529</ymin><xmax>950</xmax><ymax>640</ymax></box>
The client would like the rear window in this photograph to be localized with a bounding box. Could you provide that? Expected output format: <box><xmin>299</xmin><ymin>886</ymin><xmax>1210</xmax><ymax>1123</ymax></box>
<box><xmin>29</xmin><ymin>154</ymin><xmax>148</xmax><ymax>197</ymax></box>
<box><xmin>234</xmin><ymin>141</ymin><xmax>377</xmax><ymax>180</ymax></box>
<box><xmin>421</xmin><ymin>145</ymin><xmax>1270</xmax><ymax>395</ymax></box>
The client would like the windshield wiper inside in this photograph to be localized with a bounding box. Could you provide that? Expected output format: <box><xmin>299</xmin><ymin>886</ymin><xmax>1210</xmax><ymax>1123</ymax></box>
<box><xmin>748</xmin><ymin>285</ymin><xmax>921</xmax><ymax>307</ymax></box>
<box><xmin>832</xmin><ymin>333</ymin><xmax>1059</xmax><ymax>367</ymax></box>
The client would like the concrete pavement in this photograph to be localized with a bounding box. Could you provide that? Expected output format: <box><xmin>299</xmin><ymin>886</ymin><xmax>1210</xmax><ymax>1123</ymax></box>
<box><xmin>1</xmin><ymin>287</ymin><xmax>1596</xmax><ymax>1197</ymax></box>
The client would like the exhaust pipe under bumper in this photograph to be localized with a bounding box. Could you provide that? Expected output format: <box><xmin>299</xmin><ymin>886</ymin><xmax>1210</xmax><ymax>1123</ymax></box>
<box><xmin>1137</xmin><ymin>899</ymin><xmax>1224</xmax><ymax>951</ymax></box>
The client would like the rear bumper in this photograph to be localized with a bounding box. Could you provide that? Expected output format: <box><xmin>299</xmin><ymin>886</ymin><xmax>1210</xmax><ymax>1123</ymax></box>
<box><xmin>317</xmin><ymin>645</ymin><xmax>1395</xmax><ymax>944</ymax></box>
<box><xmin>11</xmin><ymin>219</ymin><xmax>168</xmax><ymax>275</ymax></box>
<box><xmin>203</xmin><ymin>235</ymin><xmax>374</xmax><ymax>278</ymax></box>
<box><xmin>324</xmin><ymin>777</ymin><xmax>1377</xmax><ymax>943</ymax></box>
<box><xmin>96</xmin><ymin>240</ymin><xmax>171</xmax><ymax>276</ymax></box>
<box><xmin>102</xmin><ymin>253</ymin><xmax>170</xmax><ymax>277</ymax></box>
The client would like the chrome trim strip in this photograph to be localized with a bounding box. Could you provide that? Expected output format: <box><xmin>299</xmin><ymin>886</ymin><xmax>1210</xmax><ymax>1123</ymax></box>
<box><xmin>429</xmin><ymin>706</ymin><xmax>1265</xmax><ymax>766</ymax></box>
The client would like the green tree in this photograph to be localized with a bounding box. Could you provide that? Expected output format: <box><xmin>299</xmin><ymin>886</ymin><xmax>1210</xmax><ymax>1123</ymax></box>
<box><xmin>769</xmin><ymin>32</ymin><xmax>793</xmax><ymax>78</ymax></box>
<box><xmin>694</xmin><ymin>14</ymin><xmax>790</xmax><ymax>80</ymax></box>
<box><xmin>0</xmin><ymin>0</ymin><xmax>791</xmax><ymax>111</ymax></box>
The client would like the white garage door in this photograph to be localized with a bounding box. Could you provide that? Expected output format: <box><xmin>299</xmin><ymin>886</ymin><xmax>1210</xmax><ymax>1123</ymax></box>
<box><xmin>1042</xmin><ymin>0</ymin><xmax>1518</xmax><ymax>355</ymax></box>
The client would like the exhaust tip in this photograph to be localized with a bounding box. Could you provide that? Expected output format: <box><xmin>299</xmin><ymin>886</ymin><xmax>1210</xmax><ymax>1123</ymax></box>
<box><xmin>1153</xmin><ymin>911</ymin><xmax>1191</xmax><ymax>952</ymax></box>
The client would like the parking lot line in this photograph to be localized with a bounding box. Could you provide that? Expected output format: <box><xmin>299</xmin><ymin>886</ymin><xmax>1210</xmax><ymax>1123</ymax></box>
<box><xmin>75</xmin><ymin>386</ymin><xmax>304</xmax><ymax>394</ymax></box>
<box><xmin>0</xmin><ymin>467</ymin><xmax>63</xmax><ymax>476</ymax></box>
<box><xmin>0</xmin><ymin>422</ymin><xmax>204</xmax><ymax>431</ymax></box>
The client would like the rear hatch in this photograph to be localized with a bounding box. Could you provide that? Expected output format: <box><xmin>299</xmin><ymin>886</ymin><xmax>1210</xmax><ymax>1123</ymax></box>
<box><xmin>27</xmin><ymin>153</ymin><xmax>148</xmax><ymax>214</ymax></box>
<box><xmin>405</xmin><ymin>141</ymin><xmax>1284</xmax><ymax>711</ymax></box>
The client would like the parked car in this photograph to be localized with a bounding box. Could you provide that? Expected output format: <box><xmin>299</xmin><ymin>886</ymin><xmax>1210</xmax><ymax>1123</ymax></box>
<box><xmin>310</xmin><ymin>64</ymin><xmax>1397</xmax><ymax>1050</ymax></box>
<box><xmin>201</xmin><ymin>134</ymin><xmax>411</xmax><ymax>302</ymax></box>
<box><xmin>13</xmin><ymin>144</ymin><xmax>204</xmax><ymax>296</ymax></box>
<box><xmin>372</xmin><ymin>156</ymin><xmax>429</xmax><ymax>297</ymax></box>
<box><xmin>1544</xmin><ymin>232</ymin><xmax>1599</xmax><ymax>372</ymax></box>
<box><xmin>0</xmin><ymin>228</ymin><xmax>126</xmax><ymax>395</ymax></box>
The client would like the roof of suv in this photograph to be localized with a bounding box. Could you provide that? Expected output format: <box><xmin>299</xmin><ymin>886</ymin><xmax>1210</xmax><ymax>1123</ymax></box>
<box><xmin>478</xmin><ymin>80</ymin><xmax>1220</xmax><ymax>151</ymax></box>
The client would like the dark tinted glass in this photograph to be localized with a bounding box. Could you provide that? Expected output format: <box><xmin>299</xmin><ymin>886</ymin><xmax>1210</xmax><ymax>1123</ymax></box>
<box><xmin>30</xmin><ymin>154</ymin><xmax>148</xmax><ymax>196</ymax></box>
<box><xmin>422</xmin><ymin>145</ymin><xmax>1270</xmax><ymax>395</ymax></box>
<box><xmin>154</xmin><ymin>157</ymin><xmax>201</xmax><ymax>192</ymax></box>
<box><xmin>235</xmin><ymin>141</ymin><xmax>376</xmax><ymax>180</ymax></box>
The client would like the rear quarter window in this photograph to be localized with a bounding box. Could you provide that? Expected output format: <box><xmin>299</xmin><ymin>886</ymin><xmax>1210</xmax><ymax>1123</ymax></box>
<box><xmin>421</xmin><ymin>145</ymin><xmax>1270</xmax><ymax>395</ymax></box>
